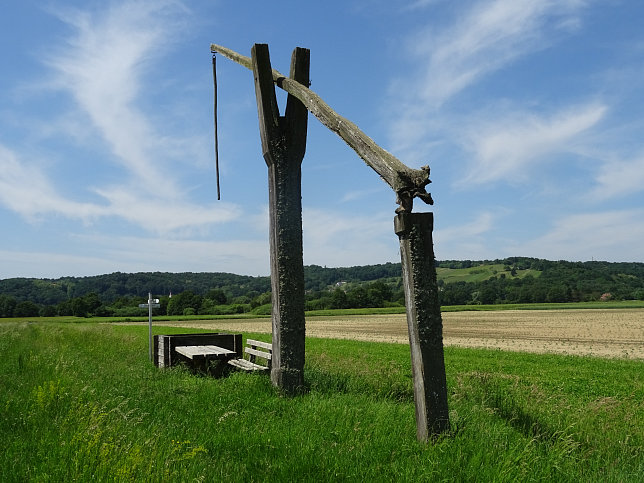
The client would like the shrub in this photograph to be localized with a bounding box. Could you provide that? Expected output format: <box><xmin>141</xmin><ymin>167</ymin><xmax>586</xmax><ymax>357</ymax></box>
<box><xmin>252</xmin><ymin>303</ymin><xmax>272</xmax><ymax>315</ymax></box>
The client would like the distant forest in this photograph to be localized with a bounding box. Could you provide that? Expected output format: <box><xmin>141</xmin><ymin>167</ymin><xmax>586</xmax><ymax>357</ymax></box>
<box><xmin>1</xmin><ymin>257</ymin><xmax>643</xmax><ymax>317</ymax></box>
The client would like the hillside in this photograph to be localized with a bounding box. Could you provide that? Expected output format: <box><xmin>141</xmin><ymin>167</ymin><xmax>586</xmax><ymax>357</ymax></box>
<box><xmin>436</xmin><ymin>263</ymin><xmax>540</xmax><ymax>284</ymax></box>
<box><xmin>1</xmin><ymin>257</ymin><xmax>643</xmax><ymax>317</ymax></box>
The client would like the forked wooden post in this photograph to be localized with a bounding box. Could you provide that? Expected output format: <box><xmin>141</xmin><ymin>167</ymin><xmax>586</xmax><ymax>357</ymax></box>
<box><xmin>252</xmin><ymin>44</ymin><xmax>309</xmax><ymax>394</ymax></box>
<box><xmin>395</xmin><ymin>212</ymin><xmax>450</xmax><ymax>439</ymax></box>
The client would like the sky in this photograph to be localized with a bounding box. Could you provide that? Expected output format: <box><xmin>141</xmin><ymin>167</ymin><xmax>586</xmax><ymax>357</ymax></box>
<box><xmin>1</xmin><ymin>0</ymin><xmax>643</xmax><ymax>279</ymax></box>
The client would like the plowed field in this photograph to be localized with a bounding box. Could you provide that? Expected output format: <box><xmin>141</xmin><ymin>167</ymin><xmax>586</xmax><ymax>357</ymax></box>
<box><xmin>147</xmin><ymin>308</ymin><xmax>644</xmax><ymax>359</ymax></box>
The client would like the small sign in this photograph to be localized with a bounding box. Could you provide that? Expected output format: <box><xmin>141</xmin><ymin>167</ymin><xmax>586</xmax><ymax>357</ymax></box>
<box><xmin>139</xmin><ymin>303</ymin><xmax>161</xmax><ymax>308</ymax></box>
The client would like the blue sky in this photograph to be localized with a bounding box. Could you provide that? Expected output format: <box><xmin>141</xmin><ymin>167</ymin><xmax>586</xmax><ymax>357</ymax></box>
<box><xmin>1</xmin><ymin>0</ymin><xmax>643</xmax><ymax>279</ymax></box>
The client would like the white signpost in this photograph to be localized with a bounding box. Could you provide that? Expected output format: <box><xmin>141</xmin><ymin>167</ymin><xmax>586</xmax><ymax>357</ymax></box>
<box><xmin>139</xmin><ymin>293</ymin><xmax>160</xmax><ymax>361</ymax></box>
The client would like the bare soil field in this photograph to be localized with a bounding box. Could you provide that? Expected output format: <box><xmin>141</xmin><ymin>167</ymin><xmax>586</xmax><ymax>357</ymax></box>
<box><xmin>147</xmin><ymin>309</ymin><xmax>644</xmax><ymax>359</ymax></box>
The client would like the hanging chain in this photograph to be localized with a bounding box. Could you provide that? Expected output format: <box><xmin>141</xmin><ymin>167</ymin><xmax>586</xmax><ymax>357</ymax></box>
<box><xmin>212</xmin><ymin>53</ymin><xmax>221</xmax><ymax>200</ymax></box>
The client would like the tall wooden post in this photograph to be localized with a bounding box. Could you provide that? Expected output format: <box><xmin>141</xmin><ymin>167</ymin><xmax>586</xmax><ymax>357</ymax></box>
<box><xmin>252</xmin><ymin>44</ymin><xmax>309</xmax><ymax>394</ymax></box>
<box><xmin>395</xmin><ymin>212</ymin><xmax>450</xmax><ymax>440</ymax></box>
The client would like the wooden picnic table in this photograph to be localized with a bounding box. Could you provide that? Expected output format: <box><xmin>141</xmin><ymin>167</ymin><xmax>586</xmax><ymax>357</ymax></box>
<box><xmin>175</xmin><ymin>344</ymin><xmax>236</xmax><ymax>361</ymax></box>
<box><xmin>174</xmin><ymin>344</ymin><xmax>238</xmax><ymax>376</ymax></box>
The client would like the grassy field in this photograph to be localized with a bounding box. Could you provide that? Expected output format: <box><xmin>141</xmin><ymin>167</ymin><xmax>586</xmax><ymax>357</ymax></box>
<box><xmin>1</xmin><ymin>320</ymin><xmax>642</xmax><ymax>481</ymax></box>
<box><xmin>4</xmin><ymin>299</ymin><xmax>639</xmax><ymax>326</ymax></box>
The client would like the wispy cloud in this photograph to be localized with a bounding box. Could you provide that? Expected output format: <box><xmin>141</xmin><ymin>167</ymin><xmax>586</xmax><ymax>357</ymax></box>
<box><xmin>403</xmin><ymin>0</ymin><xmax>587</xmax><ymax>109</ymax></box>
<box><xmin>404</xmin><ymin>0</ymin><xmax>443</xmax><ymax>11</ymax></box>
<box><xmin>0</xmin><ymin>1</ymin><xmax>239</xmax><ymax>234</ymax></box>
<box><xmin>0</xmin><ymin>144</ymin><xmax>239</xmax><ymax>231</ymax></box>
<box><xmin>339</xmin><ymin>187</ymin><xmax>387</xmax><ymax>203</ymax></box>
<box><xmin>515</xmin><ymin>209</ymin><xmax>644</xmax><ymax>261</ymax></box>
<box><xmin>46</xmin><ymin>0</ymin><xmax>187</xmax><ymax>196</ymax></box>
<box><xmin>461</xmin><ymin>103</ymin><xmax>606</xmax><ymax>185</ymax></box>
<box><xmin>78</xmin><ymin>234</ymin><xmax>270</xmax><ymax>276</ymax></box>
<box><xmin>0</xmin><ymin>249</ymin><xmax>123</xmax><ymax>279</ymax></box>
<box><xmin>302</xmin><ymin>208</ymin><xmax>399</xmax><ymax>267</ymax></box>
<box><xmin>0</xmin><ymin>234</ymin><xmax>270</xmax><ymax>279</ymax></box>
<box><xmin>92</xmin><ymin>187</ymin><xmax>240</xmax><ymax>233</ymax></box>
<box><xmin>0</xmin><ymin>145</ymin><xmax>106</xmax><ymax>221</ymax></box>
<box><xmin>389</xmin><ymin>0</ymin><xmax>590</xmax><ymax>157</ymax></box>
<box><xmin>434</xmin><ymin>212</ymin><xmax>497</xmax><ymax>259</ymax></box>
<box><xmin>591</xmin><ymin>155</ymin><xmax>644</xmax><ymax>200</ymax></box>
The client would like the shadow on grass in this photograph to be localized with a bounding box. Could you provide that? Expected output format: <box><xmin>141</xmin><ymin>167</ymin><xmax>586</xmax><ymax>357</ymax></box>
<box><xmin>303</xmin><ymin>365</ymin><xmax>414</xmax><ymax>403</ymax></box>
<box><xmin>466</xmin><ymin>372</ymin><xmax>584</xmax><ymax>453</ymax></box>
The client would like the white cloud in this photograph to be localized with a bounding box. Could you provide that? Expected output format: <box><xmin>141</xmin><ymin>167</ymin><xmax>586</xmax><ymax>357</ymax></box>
<box><xmin>82</xmin><ymin>234</ymin><xmax>270</xmax><ymax>275</ymax></box>
<box><xmin>0</xmin><ymin>143</ymin><xmax>238</xmax><ymax>233</ymax></box>
<box><xmin>436</xmin><ymin>211</ymin><xmax>494</xmax><ymax>240</ymax></box>
<box><xmin>46</xmin><ymin>0</ymin><xmax>187</xmax><ymax>196</ymax></box>
<box><xmin>591</xmin><ymin>155</ymin><xmax>644</xmax><ymax>200</ymax></box>
<box><xmin>0</xmin><ymin>250</ymin><xmax>123</xmax><ymax>279</ymax></box>
<box><xmin>339</xmin><ymin>187</ymin><xmax>386</xmax><ymax>203</ymax></box>
<box><xmin>434</xmin><ymin>212</ymin><xmax>496</xmax><ymax>259</ymax></box>
<box><xmin>92</xmin><ymin>187</ymin><xmax>240</xmax><ymax>233</ymax></box>
<box><xmin>0</xmin><ymin>234</ymin><xmax>270</xmax><ymax>279</ymax></box>
<box><xmin>404</xmin><ymin>0</ymin><xmax>587</xmax><ymax>109</ymax></box>
<box><xmin>404</xmin><ymin>0</ymin><xmax>443</xmax><ymax>11</ymax></box>
<box><xmin>0</xmin><ymin>145</ymin><xmax>106</xmax><ymax>221</ymax></box>
<box><xmin>389</xmin><ymin>0</ymin><xmax>590</xmax><ymax>157</ymax></box>
<box><xmin>461</xmin><ymin>103</ymin><xmax>606</xmax><ymax>185</ymax></box>
<box><xmin>515</xmin><ymin>209</ymin><xmax>644</xmax><ymax>261</ymax></box>
<box><xmin>0</xmin><ymin>2</ymin><xmax>240</xmax><ymax>234</ymax></box>
<box><xmin>302</xmin><ymin>208</ymin><xmax>399</xmax><ymax>267</ymax></box>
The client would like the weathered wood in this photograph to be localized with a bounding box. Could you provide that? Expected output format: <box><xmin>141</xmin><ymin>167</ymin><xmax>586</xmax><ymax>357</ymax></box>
<box><xmin>252</xmin><ymin>44</ymin><xmax>307</xmax><ymax>394</ymax></box>
<box><xmin>154</xmin><ymin>334</ymin><xmax>168</xmax><ymax>367</ymax></box>
<box><xmin>228</xmin><ymin>338</ymin><xmax>273</xmax><ymax>372</ymax></box>
<box><xmin>210</xmin><ymin>43</ymin><xmax>432</xmax><ymax>212</ymax></box>
<box><xmin>228</xmin><ymin>358</ymin><xmax>269</xmax><ymax>372</ymax></box>
<box><xmin>395</xmin><ymin>212</ymin><xmax>450</xmax><ymax>440</ymax></box>
<box><xmin>154</xmin><ymin>333</ymin><xmax>242</xmax><ymax>368</ymax></box>
<box><xmin>245</xmin><ymin>346</ymin><xmax>272</xmax><ymax>360</ymax></box>
<box><xmin>174</xmin><ymin>345</ymin><xmax>235</xmax><ymax>360</ymax></box>
<box><xmin>246</xmin><ymin>339</ymin><xmax>272</xmax><ymax>350</ymax></box>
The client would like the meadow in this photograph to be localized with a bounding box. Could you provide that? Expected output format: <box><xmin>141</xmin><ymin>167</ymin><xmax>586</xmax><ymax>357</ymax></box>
<box><xmin>1</xmin><ymin>318</ymin><xmax>642</xmax><ymax>481</ymax></box>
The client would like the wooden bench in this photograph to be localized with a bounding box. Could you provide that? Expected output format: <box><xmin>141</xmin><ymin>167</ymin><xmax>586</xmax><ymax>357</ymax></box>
<box><xmin>228</xmin><ymin>339</ymin><xmax>272</xmax><ymax>372</ymax></box>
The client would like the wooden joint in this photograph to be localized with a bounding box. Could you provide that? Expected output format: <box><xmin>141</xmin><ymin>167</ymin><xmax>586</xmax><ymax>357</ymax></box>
<box><xmin>252</xmin><ymin>44</ymin><xmax>309</xmax><ymax>165</ymax></box>
<box><xmin>394</xmin><ymin>212</ymin><xmax>434</xmax><ymax>237</ymax></box>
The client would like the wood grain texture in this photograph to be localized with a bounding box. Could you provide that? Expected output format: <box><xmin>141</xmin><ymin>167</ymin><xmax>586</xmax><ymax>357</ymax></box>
<box><xmin>396</xmin><ymin>212</ymin><xmax>450</xmax><ymax>440</ymax></box>
<box><xmin>211</xmin><ymin>43</ymin><xmax>432</xmax><ymax>210</ymax></box>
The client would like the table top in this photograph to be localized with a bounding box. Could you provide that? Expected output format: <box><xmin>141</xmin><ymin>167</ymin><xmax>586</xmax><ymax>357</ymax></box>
<box><xmin>174</xmin><ymin>345</ymin><xmax>236</xmax><ymax>360</ymax></box>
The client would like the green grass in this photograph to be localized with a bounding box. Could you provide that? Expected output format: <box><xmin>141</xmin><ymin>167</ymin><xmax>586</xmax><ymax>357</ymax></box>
<box><xmin>2</xmin><ymin>300</ymin><xmax>642</xmax><ymax>328</ymax></box>
<box><xmin>1</xmin><ymin>322</ymin><xmax>642</xmax><ymax>481</ymax></box>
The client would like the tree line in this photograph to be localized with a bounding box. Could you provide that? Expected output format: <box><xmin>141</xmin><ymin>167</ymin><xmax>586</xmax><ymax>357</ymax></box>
<box><xmin>1</xmin><ymin>258</ymin><xmax>643</xmax><ymax>317</ymax></box>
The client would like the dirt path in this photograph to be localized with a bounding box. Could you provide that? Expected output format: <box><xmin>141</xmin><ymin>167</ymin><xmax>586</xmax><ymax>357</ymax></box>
<box><xmin>141</xmin><ymin>309</ymin><xmax>644</xmax><ymax>359</ymax></box>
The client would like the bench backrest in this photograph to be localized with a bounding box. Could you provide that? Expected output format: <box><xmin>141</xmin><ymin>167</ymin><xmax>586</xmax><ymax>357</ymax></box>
<box><xmin>246</xmin><ymin>339</ymin><xmax>272</xmax><ymax>366</ymax></box>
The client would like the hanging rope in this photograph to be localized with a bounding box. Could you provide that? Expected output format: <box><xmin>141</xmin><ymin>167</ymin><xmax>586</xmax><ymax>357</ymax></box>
<box><xmin>212</xmin><ymin>53</ymin><xmax>221</xmax><ymax>200</ymax></box>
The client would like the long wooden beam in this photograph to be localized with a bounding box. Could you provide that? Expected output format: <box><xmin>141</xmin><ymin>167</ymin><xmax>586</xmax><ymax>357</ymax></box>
<box><xmin>210</xmin><ymin>43</ymin><xmax>433</xmax><ymax>212</ymax></box>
